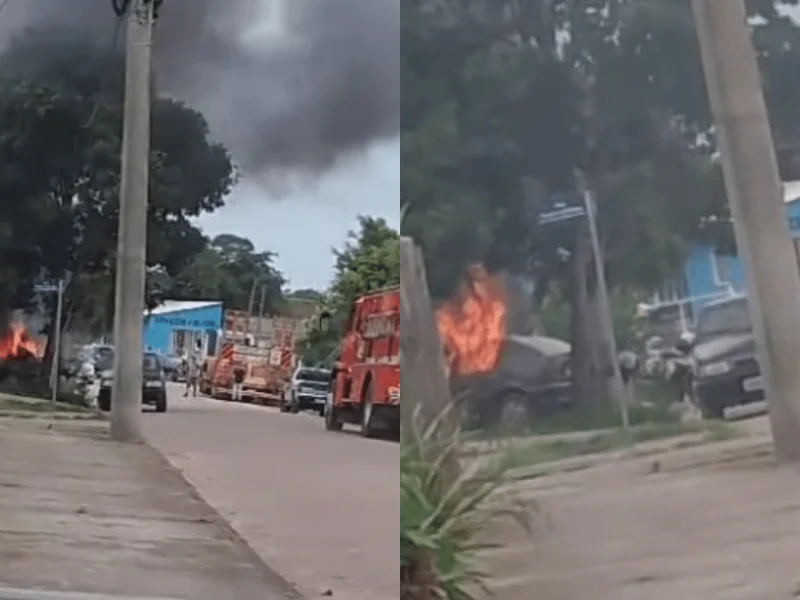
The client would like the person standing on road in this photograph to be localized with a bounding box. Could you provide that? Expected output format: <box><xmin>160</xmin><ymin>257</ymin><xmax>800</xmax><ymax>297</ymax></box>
<box><xmin>231</xmin><ymin>360</ymin><xmax>247</xmax><ymax>401</ymax></box>
<box><xmin>184</xmin><ymin>340</ymin><xmax>202</xmax><ymax>398</ymax></box>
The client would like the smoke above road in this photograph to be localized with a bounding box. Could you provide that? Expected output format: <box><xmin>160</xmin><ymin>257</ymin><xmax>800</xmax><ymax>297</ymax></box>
<box><xmin>0</xmin><ymin>0</ymin><xmax>399</xmax><ymax>180</ymax></box>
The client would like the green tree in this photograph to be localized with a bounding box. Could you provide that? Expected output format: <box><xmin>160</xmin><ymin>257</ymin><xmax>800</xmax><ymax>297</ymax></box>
<box><xmin>173</xmin><ymin>234</ymin><xmax>286</xmax><ymax>313</ymax></box>
<box><xmin>0</xmin><ymin>31</ymin><xmax>235</xmax><ymax>357</ymax></box>
<box><xmin>299</xmin><ymin>217</ymin><xmax>400</xmax><ymax>366</ymax></box>
<box><xmin>287</xmin><ymin>289</ymin><xmax>326</xmax><ymax>302</ymax></box>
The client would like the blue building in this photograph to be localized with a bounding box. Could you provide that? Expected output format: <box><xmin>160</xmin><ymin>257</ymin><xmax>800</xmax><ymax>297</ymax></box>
<box><xmin>645</xmin><ymin>180</ymin><xmax>800</xmax><ymax>330</ymax></box>
<box><xmin>143</xmin><ymin>300</ymin><xmax>223</xmax><ymax>358</ymax></box>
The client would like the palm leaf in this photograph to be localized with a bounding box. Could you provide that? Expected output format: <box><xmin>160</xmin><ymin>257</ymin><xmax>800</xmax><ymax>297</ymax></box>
<box><xmin>401</xmin><ymin>402</ymin><xmax>537</xmax><ymax>599</ymax></box>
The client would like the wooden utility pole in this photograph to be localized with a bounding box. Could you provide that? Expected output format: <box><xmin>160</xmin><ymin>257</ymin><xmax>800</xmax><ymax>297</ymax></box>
<box><xmin>399</xmin><ymin>237</ymin><xmax>457</xmax><ymax>447</ymax></box>
<box><xmin>110</xmin><ymin>0</ymin><xmax>154</xmax><ymax>443</ymax></box>
<box><xmin>692</xmin><ymin>0</ymin><xmax>800</xmax><ymax>459</ymax></box>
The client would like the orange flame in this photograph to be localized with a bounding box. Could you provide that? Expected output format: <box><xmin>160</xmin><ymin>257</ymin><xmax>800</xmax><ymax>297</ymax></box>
<box><xmin>435</xmin><ymin>265</ymin><xmax>507</xmax><ymax>377</ymax></box>
<box><xmin>0</xmin><ymin>323</ymin><xmax>45</xmax><ymax>361</ymax></box>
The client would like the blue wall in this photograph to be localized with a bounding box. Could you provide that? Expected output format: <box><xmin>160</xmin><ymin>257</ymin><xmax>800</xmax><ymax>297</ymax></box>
<box><xmin>143</xmin><ymin>303</ymin><xmax>223</xmax><ymax>356</ymax></box>
<box><xmin>684</xmin><ymin>199</ymin><xmax>800</xmax><ymax>313</ymax></box>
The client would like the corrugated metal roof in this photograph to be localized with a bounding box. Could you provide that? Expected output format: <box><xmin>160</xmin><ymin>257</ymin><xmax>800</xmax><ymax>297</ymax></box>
<box><xmin>146</xmin><ymin>300</ymin><xmax>222</xmax><ymax>316</ymax></box>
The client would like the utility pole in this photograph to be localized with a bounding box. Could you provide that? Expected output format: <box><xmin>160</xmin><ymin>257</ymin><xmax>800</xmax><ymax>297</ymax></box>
<box><xmin>581</xmin><ymin>186</ymin><xmax>630</xmax><ymax>430</ymax></box>
<box><xmin>692</xmin><ymin>0</ymin><xmax>800</xmax><ymax>459</ymax></box>
<box><xmin>244</xmin><ymin>280</ymin><xmax>258</xmax><ymax>340</ymax></box>
<box><xmin>257</xmin><ymin>284</ymin><xmax>266</xmax><ymax>336</ymax></box>
<box><xmin>110</xmin><ymin>0</ymin><xmax>155</xmax><ymax>443</ymax></box>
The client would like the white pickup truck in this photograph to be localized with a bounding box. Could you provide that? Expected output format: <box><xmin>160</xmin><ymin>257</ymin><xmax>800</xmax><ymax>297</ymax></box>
<box><xmin>279</xmin><ymin>366</ymin><xmax>332</xmax><ymax>416</ymax></box>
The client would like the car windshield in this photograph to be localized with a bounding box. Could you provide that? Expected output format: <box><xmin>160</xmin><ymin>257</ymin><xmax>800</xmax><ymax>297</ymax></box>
<box><xmin>143</xmin><ymin>354</ymin><xmax>160</xmax><ymax>371</ymax></box>
<box><xmin>695</xmin><ymin>298</ymin><xmax>752</xmax><ymax>339</ymax></box>
<box><xmin>297</xmin><ymin>369</ymin><xmax>330</xmax><ymax>383</ymax></box>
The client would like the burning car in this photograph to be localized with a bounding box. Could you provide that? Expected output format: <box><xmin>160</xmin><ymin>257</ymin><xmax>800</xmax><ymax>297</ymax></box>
<box><xmin>0</xmin><ymin>322</ymin><xmax>45</xmax><ymax>385</ymax></box>
<box><xmin>0</xmin><ymin>322</ymin><xmax>44</xmax><ymax>362</ymax></box>
<box><xmin>436</xmin><ymin>265</ymin><xmax>573</xmax><ymax>431</ymax></box>
<box><xmin>451</xmin><ymin>334</ymin><xmax>573</xmax><ymax>431</ymax></box>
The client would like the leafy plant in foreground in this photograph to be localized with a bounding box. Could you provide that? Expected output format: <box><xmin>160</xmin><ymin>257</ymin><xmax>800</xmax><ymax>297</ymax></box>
<box><xmin>400</xmin><ymin>405</ymin><xmax>536</xmax><ymax>600</ymax></box>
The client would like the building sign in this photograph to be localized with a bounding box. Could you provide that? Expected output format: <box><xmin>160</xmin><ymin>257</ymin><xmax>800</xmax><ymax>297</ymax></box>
<box><xmin>154</xmin><ymin>315</ymin><xmax>218</xmax><ymax>329</ymax></box>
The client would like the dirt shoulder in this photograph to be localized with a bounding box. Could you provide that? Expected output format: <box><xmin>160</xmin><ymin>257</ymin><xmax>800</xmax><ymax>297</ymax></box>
<box><xmin>485</xmin><ymin>430</ymin><xmax>800</xmax><ymax>600</ymax></box>
<box><xmin>0</xmin><ymin>417</ymin><xmax>298</xmax><ymax>600</ymax></box>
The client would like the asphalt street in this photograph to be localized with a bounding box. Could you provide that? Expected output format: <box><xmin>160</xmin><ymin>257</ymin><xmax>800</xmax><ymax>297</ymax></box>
<box><xmin>141</xmin><ymin>384</ymin><xmax>399</xmax><ymax>600</ymax></box>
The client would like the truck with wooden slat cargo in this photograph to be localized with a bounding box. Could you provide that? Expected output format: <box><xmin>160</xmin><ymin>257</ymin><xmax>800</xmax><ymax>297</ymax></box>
<box><xmin>200</xmin><ymin>309</ymin><xmax>303</xmax><ymax>404</ymax></box>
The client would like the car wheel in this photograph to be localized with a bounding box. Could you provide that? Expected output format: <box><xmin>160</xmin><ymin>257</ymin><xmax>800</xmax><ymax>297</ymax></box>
<box><xmin>699</xmin><ymin>399</ymin><xmax>725</xmax><ymax>420</ymax></box>
<box><xmin>324</xmin><ymin>393</ymin><xmax>343</xmax><ymax>432</ymax></box>
<box><xmin>498</xmin><ymin>392</ymin><xmax>530</xmax><ymax>435</ymax></box>
<box><xmin>155</xmin><ymin>394</ymin><xmax>168</xmax><ymax>413</ymax></box>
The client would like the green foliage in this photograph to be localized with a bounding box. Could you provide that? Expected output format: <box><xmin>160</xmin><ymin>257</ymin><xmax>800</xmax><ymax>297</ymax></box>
<box><xmin>0</xmin><ymin>31</ymin><xmax>236</xmax><ymax>334</ymax></box>
<box><xmin>400</xmin><ymin>0</ymin><xmax>729</xmax><ymax>303</ymax></box>
<box><xmin>172</xmin><ymin>234</ymin><xmax>286</xmax><ymax>312</ymax></box>
<box><xmin>401</xmin><ymin>0</ymin><xmax>800</xmax><ymax>299</ymax></box>
<box><xmin>538</xmin><ymin>283</ymin><xmax>645</xmax><ymax>351</ymax></box>
<box><xmin>401</xmin><ymin>405</ymin><xmax>534</xmax><ymax>600</ymax></box>
<box><xmin>299</xmin><ymin>217</ymin><xmax>400</xmax><ymax>365</ymax></box>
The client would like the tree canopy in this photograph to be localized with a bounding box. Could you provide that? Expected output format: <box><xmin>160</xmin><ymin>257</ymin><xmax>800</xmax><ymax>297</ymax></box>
<box><xmin>0</xmin><ymin>30</ymin><xmax>237</xmax><ymax>337</ymax></box>
<box><xmin>299</xmin><ymin>216</ymin><xmax>400</xmax><ymax>366</ymax></box>
<box><xmin>172</xmin><ymin>233</ymin><xmax>286</xmax><ymax>314</ymax></box>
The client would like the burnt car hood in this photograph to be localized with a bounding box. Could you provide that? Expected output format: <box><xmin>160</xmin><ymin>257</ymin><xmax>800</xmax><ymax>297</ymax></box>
<box><xmin>450</xmin><ymin>334</ymin><xmax>571</xmax><ymax>399</ymax></box>
<box><xmin>692</xmin><ymin>332</ymin><xmax>755</xmax><ymax>363</ymax></box>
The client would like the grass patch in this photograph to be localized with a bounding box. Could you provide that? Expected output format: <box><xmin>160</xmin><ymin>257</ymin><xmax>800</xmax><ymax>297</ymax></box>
<box><xmin>0</xmin><ymin>393</ymin><xmax>92</xmax><ymax>414</ymax></box>
<box><xmin>500</xmin><ymin>420</ymin><xmax>738</xmax><ymax>471</ymax></box>
<box><xmin>464</xmin><ymin>379</ymin><xmax>686</xmax><ymax>442</ymax></box>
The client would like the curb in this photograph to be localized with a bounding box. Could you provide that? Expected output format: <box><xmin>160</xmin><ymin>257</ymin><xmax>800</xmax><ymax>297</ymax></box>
<box><xmin>140</xmin><ymin>441</ymin><xmax>308</xmax><ymax>600</ymax></box>
<box><xmin>505</xmin><ymin>430</ymin><xmax>752</xmax><ymax>481</ymax></box>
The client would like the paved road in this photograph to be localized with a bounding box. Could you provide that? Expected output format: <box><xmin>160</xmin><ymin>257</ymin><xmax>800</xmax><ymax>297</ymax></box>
<box><xmin>141</xmin><ymin>384</ymin><xmax>398</xmax><ymax>600</ymax></box>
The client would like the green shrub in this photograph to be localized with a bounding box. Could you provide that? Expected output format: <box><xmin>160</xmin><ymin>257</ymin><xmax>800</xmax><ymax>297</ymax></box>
<box><xmin>401</xmin><ymin>406</ymin><xmax>535</xmax><ymax>600</ymax></box>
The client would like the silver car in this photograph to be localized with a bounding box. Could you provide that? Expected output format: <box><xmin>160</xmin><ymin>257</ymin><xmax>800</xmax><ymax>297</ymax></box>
<box><xmin>280</xmin><ymin>367</ymin><xmax>332</xmax><ymax>415</ymax></box>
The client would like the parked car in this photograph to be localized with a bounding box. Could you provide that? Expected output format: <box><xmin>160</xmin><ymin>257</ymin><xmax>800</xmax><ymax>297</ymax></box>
<box><xmin>280</xmin><ymin>366</ymin><xmax>332</xmax><ymax>415</ymax></box>
<box><xmin>452</xmin><ymin>334</ymin><xmax>573</xmax><ymax>431</ymax></box>
<box><xmin>159</xmin><ymin>354</ymin><xmax>182</xmax><ymax>381</ymax></box>
<box><xmin>687</xmin><ymin>295</ymin><xmax>761</xmax><ymax>419</ymax></box>
<box><xmin>97</xmin><ymin>352</ymin><xmax>168</xmax><ymax>413</ymax></box>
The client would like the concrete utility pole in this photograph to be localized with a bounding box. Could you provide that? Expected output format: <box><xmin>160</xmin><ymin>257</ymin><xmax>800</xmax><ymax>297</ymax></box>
<box><xmin>582</xmin><ymin>189</ymin><xmax>630</xmax><ymax>430</ymax></box>
<box><xmin>692</xmin><ymin>0</ymin><xmax>800</xmax><ymax>459</ymax></box>
<box><xmin>111</xmin><ymin>0</ymin><xmax>155</xmax><ymax>443</ymax></box>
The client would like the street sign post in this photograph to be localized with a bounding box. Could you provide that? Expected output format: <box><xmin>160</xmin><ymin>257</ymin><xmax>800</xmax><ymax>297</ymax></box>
<box><xmin>34</xmin><ymin>280</ymin><xmax>64</xmax><ymax>403</ymax></box>
<box><xmin>538</xmin><ymin>189</ymin><xmax>630</xmax><ymax>430</ymax></box>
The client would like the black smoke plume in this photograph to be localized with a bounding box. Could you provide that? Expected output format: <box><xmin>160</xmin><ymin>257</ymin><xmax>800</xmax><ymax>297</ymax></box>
<box><xmin>0</xmin><ymin>0</ymin><xmax>399</xmax><ymax>179</ymax></box>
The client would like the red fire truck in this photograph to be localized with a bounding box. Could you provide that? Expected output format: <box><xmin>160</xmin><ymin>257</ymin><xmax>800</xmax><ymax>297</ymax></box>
<box><xmin>324</xmin><ymin>286</ymin><xmax>400</xmax><ymax>438</ymax></box>
<box><xmin>201</xmin><ymin>310</ymin><xmax>299</xmax><ymax>404</ymax></box>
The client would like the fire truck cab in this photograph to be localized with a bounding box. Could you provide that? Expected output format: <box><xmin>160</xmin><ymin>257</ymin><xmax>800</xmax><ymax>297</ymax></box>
<box><xmin>324</xmin><ymin>287</ymin><xmax>400</xmax><ymax>438</ymax></box>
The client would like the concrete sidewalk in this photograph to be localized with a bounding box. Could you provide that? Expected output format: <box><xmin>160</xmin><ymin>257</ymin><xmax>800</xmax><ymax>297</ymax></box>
<box><xmin>0</xmin><ymin>418</ymin><xmax>295</xmax><ymax>600</ymax></box>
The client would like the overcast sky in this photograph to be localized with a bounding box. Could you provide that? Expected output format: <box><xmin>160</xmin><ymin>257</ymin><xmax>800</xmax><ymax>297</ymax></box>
<box><xmin>191</xmin><ymin>0</ymin><xmax>399</xmax><ymax>292</ymax></box>
<box><xmin>195</xmin><ymin>137</ymin><xmax>400</xmax><ymax>291</ymax></box>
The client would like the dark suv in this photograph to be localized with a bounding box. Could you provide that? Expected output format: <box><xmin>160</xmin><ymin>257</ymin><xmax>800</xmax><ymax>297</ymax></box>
<box><xmin>98</xmin><ymin>352</ymin><xmax>168</xmax><ymax>413</ymax></box>
<box><xmin>690</xmin><ymin>295</ymin><xmax>762</xmax><ymax>419</ymax></box>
